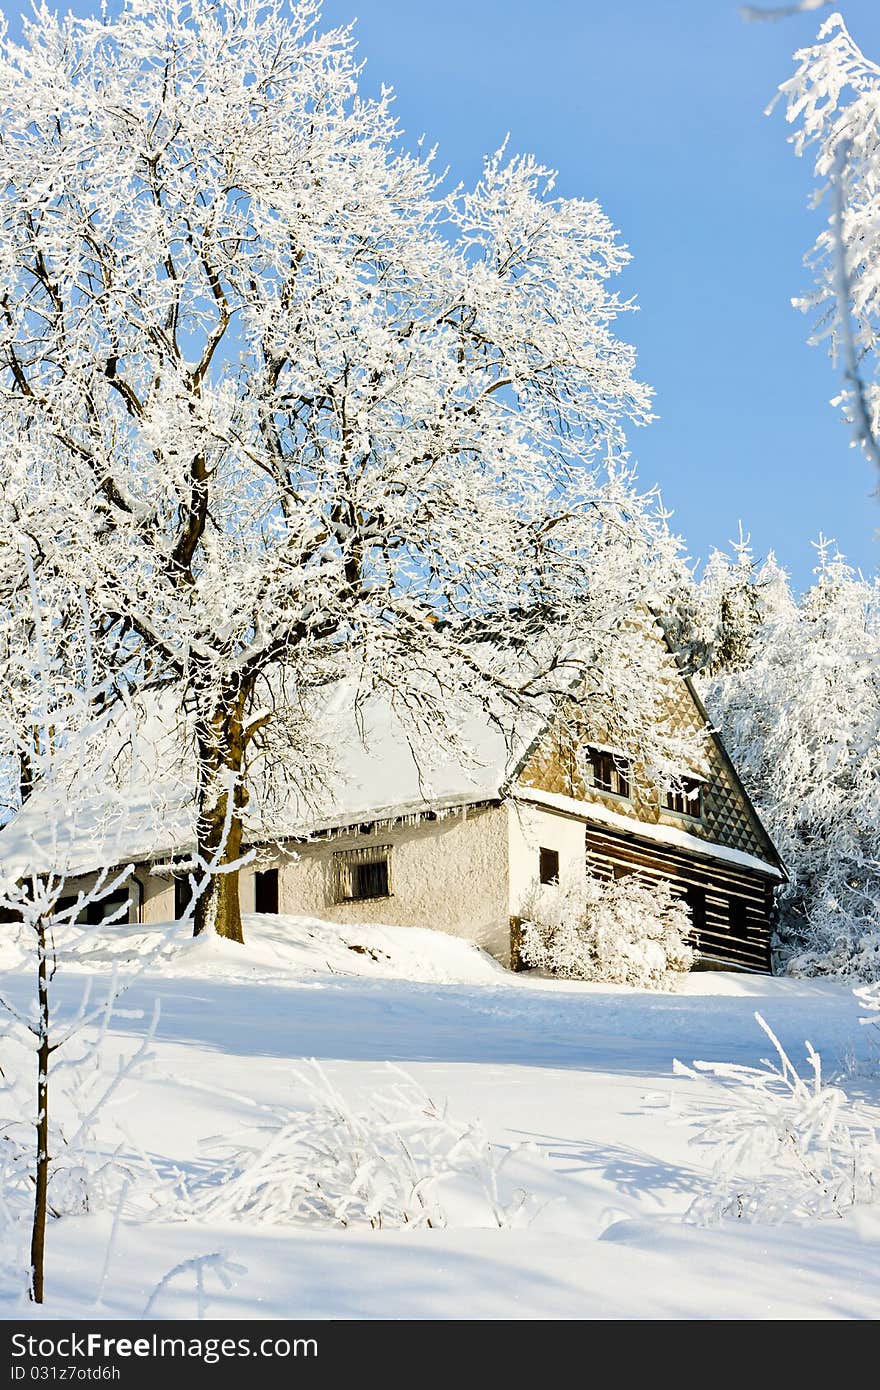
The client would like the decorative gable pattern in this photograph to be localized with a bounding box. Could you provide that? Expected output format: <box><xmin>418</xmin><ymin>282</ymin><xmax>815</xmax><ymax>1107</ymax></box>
<box><xmin>516</xmin><ymin>626</ymin><xmax>780</xmax><ymax>870</ymax></box>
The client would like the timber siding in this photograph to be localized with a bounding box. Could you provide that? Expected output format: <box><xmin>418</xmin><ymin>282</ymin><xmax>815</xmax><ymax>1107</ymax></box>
<box><xmin>584</xmin><ymin>823</ymin><xmax>773</xmax><ymax>973</ymax></box>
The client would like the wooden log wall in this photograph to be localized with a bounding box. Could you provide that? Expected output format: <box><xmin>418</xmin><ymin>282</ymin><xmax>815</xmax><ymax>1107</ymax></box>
<box><xmin>585</xmin><ymin>824</ymin><xmax>774</xmax><ymax>973</ymax></box>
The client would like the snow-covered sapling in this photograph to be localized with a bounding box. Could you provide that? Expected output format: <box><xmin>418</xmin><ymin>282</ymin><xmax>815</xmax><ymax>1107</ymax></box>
<box><xmin>178</xmin><ymin>1060</ymin><xmax>541</xmax><ymax>1231</ymax></box>
<box><xmin>142</xmin><ymin>1252</ymin><xmax>247</xmax><ymax>1321</ymax></box>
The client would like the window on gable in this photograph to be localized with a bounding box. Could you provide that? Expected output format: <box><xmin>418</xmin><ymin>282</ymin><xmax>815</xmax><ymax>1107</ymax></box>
<box><xmin>585</xmin><ymin>748</ymin><xmax>631</xmax><ymax>800</ymax></box>
<box><xmin>539</xmin><ymin>847</ymin><xmax>560</xmax><ymax>885</ymax></box>
<box><xmin>333</xmin><ymin>845</ymin><xmax>392</xmax><ymax>903</ymax></box>
<box><xmin>664</xmin><ymin>776</ymin><xmax>704</xmax><ymax>820</ymax></box>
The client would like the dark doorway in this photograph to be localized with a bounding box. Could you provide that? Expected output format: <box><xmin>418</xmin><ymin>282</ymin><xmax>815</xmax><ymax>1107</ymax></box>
<box><xmin>683</xmin><ymin>885</ymin><xmax>706</xmax><ymax>946</ymax></box>
<box><xmin>174</xmin><ymin>876</ymin><xmax>193</xmax><ymax>921</ymax></box>
<box><xmin>254</xmin><ymin>867</ymin><xmax>279</xmax><ymax>914</ymax></box>
<box><xmin>728</xmin><ymin>897</ymin><xmax>749</xmax><ymax>939</ymax></box>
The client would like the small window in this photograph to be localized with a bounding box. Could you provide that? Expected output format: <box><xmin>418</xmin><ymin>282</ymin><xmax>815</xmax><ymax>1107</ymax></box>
<box><xmin>254</xmin><ymin>868</ymin><xmax>279</xmax><ymax>915</ymax></box>
<box><xmin>539</xmin><ymin>847</ymin><xmax>560</xmax><ymax>885</ymax></box>
<box><xmin>85</xmin><ymin>889</ymin><xmax>130</xmax><ymax>927</ymax></box>
<box><xmin>585</xmin><ymin>748</ymin><xmax>631</xmax><ymax>800</ymax></box>
<box><xmin>664</xmin><ymin>777</ymin><xmax>704</xmax><ymax>819</ymax></box>
<box><xmin>334</xmin><ymin>845</ymin><xmax>392</xmax><ymax>903</ymax></box>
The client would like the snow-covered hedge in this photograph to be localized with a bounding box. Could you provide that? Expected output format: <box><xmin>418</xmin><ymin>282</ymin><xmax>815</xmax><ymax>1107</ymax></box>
<box><xmin>518</xmin><ymin>872</ymin><xmax>694</xmax><ymax>989</ymax></box>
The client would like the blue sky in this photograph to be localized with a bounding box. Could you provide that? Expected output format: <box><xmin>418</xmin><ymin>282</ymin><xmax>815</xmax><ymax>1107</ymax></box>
<box><xmin>317</xmin><ymin>0</ymin><xmax>880</xmax><ymax>588</ymax></box>
<box><xmin>9</xmin><ymin>0</ymin><xmax>880</xmax><ymax>587</ymax></box>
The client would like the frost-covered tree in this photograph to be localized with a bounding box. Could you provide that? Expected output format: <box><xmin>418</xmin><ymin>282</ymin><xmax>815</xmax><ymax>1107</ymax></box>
<box><xmin>0</xmin><ymin>0</ymin><xmax>691</xmax><ymax>942</ymax></box>
<box><xmin>776</xmin><ymin>11</ymin><xmax>880</xmax><ymax>477</ymax></box>
<box><xmin>699</xmin><ymin>542</ymin><xmax>880</xmax><ymax>978</ymax></box>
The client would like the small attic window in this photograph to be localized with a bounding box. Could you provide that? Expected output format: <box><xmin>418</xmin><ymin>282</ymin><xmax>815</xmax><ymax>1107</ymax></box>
<box><xmin>664</xmin><ymin>776</ymin><xmax>704</xmax><ymax>820</ymax></box>
<box><xmin>585</xmin><ymin>748</ymin><xmax>631</xmax><ymax>800</ymax></box>
<box><xmin>539</xmin><ymin>847</ymin><xmax>560</xmax><ymax>885</ymax></box>
<box><xmin>333</xmin><ymin>845</ymin><xmax>392</xmax><ymax>903</ymax></box>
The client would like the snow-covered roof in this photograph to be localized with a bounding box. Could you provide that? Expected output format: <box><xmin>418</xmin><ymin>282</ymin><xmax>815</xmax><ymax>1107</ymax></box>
<box><xmin>0</xmin><ymin>696</ymin><xmax>195</xmax><ymax>884</ymax></box>
<box><xmin>0</xmin><ymin>664</ymin><xmax>784</xmax><ymax>886</ymax></box>
<box><xmin>514</xmin><ymin>785</ymin><xmax>784</xmax><ymax>880</ymax></box>
<box><xmin>0</xmin><ymin>681</ymin><xmax>536</xmax><ymax>882</ymax></box>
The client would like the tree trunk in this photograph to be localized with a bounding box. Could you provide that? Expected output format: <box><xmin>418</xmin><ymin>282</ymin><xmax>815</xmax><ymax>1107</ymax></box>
<box><xmin>30</xmin><ymin>915</ymin><xmax>50</xmax><ymax>1304</ymax></box>
<box><xmin>192</xmin><ymin>702</ymin><xmax>249</xmax><ymax>944</ymax></box>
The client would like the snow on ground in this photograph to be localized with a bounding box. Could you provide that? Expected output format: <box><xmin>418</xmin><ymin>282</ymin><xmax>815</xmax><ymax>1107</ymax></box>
<box><xmin>2</xmin><ymin>914</ymin><xmax>879</xmax><ymax>1321</ymax></box>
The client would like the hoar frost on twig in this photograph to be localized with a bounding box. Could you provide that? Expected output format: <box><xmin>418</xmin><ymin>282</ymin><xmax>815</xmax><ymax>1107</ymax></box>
<box><xmin>674</xmin><ymin>1011</ymin><xmax>880</xmax><ymax>1224</ymax></box>
<box><xmin>174</xmin><ymin>1061</ymin><xmax>542</xmax><ymax>1231</ymax></box>
<box><xmin>142</xmin><ymin>1252</ymin><xmax>247</xmax><ymax>1322</ymax></box>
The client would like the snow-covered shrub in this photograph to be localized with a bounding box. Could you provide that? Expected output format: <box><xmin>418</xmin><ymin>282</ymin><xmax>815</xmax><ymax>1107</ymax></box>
<box><xmin>675</xmin><ymin>1012</ymin><xmax>880</xmax><ymax>1224</ymax></box>
<box><xmin>518</xmin><ymin>872</ymin><xmax>694</xmax><ymax>988</ymax></box>
<box><xmin>184</xmin><ymin>1062</ymin><xmax>538</xmax><ymax>1231</ymax></box>
<box><xmin>698</xmin><ymin>544</ymin><xmax>880</xmax><ymax>980</ymax></box>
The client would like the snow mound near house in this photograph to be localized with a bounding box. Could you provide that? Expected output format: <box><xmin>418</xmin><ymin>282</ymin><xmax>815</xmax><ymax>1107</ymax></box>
<box><xmin>171</xmin><ymin>913</ymin><xmax>511</xmax><ymax>985</ymax></box>
<box><xmin>0</xmin><ymin>910</ymin><xmax>509</xmax><ymax>987</ymax></box>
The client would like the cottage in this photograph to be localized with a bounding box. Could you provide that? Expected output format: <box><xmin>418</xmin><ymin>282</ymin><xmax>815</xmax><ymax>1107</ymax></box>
<box><xmin>0</xmin><ymin>629</ymin><xmax>785</xmax><ymax>974</ymax></box>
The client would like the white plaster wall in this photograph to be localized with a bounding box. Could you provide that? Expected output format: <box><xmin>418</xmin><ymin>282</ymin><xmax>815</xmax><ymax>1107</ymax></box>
<box><xmin>507</xmin><ymin>801</ymin><xmax>586</xmax><ymax>917</ymax></box>
<box><xmin>275</xmin><ymin>805</ymin><xmax>512</xmax><ymax>962</ymax></box>
<box><xmin>140</xmin><ymin>872</ymin><xmax>175</xmax><ymax>924</ymax></box>
<box><xmin>239</xmin><ymin>870</ymin><xmax>256</xmax><ymax>915</ymax></box>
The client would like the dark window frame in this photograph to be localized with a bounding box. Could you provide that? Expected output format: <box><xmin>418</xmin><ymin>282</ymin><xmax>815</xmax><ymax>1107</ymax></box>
<box><xmin>664</xmin><ymin>776</ymin><xmax>704</xmax><ymax>821</ymax></box>
<box><xmin>585</xmin><ymin>748</ymin><xmax>632</xmax><ymax>801</ymax></box>
<box><xmin>85</xmin><ymin>888</ymin><xmax>130</xmax><ymax>927</ymax></box>
<box><xmin>539</xmin><ymin>847</ymin><xmax>560</xmax><ymax>885</ymax></box>
<box><xmin>333</xmin><ymin>845</ymin><xmax>393</xmax><ymax>904</ymax></box>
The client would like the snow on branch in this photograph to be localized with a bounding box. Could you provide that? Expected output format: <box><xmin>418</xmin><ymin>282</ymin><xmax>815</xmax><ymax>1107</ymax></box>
<box><xmin>142</xmin><ymin>1252</ymin><xmax>247</xmax><ymax>1321</ymax></box>
<box><xmin>776</xmin><ymin>11</ymin><xmax>880</xmax><ymax>480</ymax></box>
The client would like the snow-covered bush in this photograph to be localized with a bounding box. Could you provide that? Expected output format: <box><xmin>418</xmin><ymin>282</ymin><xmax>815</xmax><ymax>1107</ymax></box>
<box><xmin>183</xmin><ymin>1062</ymin><xmax>538</xmax><ymax>1231</ymax></box>
<box><xmin>675</xmin><ymin>1012</ymin><xmax>880</xmax><ymax>1224</ymax></box>
<box><xmin>518</xmin><ymin>872</ymin><xmax>694</xmax><ymax>989</ymax></box>
<box><xmin>699</xmin><ymin>543</ymin><xmax>880</xmax><ymax>980</ymax></box>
